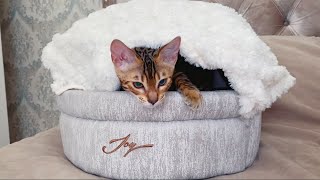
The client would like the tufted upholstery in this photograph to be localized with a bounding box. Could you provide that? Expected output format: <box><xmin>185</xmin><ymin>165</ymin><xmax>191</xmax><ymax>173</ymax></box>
<box><xmin>201</xmin><ymin>0</ymin><xmax>320</xmax><ymax>36</ymax></box>
<box><xmin>105</xmin><ymin>0</ymin><xmax>320</xmax><ymax>36</ymax></box>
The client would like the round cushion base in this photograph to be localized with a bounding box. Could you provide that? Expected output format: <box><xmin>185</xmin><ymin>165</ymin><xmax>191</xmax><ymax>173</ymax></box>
<box><xmin>58</xmin><ymin>90</ymin><xmax>261</xmax><ymax>179</ymax></box>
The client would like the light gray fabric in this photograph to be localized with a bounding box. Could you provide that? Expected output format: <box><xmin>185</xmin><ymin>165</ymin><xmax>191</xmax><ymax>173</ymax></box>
<box><xmin>60</xmin><ymin>114</ymin><xmax>261</xmax><ymax>179</ymax></box>
<box><xmin>57</xmin><ymin>90</ymin><xmax>239</xmax><ymax>122</ymax></box>
<box><xmin>58</xmin><ymin>90</ymin><xmax>261</xmax><ymax>179</ymax></box>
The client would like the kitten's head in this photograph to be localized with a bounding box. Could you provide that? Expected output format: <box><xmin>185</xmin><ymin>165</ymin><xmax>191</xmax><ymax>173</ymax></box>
<box><xmin>110</xmin><ymin>36</ymin><xmax>181</xmax><ymax>107</ymax></box>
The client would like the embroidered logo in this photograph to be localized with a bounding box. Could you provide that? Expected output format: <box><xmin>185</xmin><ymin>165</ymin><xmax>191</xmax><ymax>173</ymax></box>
<box><xmin>102</xmin><ymin>134</ymin><xmax>154</xmax><ymax>157</ymax></box>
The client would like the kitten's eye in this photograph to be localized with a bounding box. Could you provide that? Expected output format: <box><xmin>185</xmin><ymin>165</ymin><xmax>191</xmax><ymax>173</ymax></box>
<box><xmin>158</xmin><ymin>79</ymin><xmax>167</xmax><ymax>87</ymax></box>
<box><xmin>133</xmin><ymin>82</ymin><xmax>144</xmax><ymax>89</ymax></box>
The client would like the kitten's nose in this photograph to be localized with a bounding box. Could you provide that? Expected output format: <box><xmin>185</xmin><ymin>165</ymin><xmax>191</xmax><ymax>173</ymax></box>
<box><xmin>148</xmin><ymin>99</ymin><xmax>158</xmax><ymax>105</ymax></box>
<box><xmin>148</xmin><ymin>92</ymin><xmax>158</xmax><ymax>105</ymax></box>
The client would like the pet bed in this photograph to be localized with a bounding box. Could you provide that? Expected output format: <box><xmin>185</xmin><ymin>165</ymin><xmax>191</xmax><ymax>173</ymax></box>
<box><xmin>41</xmin><ymin>0</ymin><xmax>295</xmax><ymax>179</ymax></box>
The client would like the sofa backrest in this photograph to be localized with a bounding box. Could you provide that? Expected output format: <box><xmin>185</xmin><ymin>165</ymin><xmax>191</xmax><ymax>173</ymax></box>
<box><xmin>104</xmin><ymin>0</ymin><xmax>320</xmax><ymax>36</ymax></box>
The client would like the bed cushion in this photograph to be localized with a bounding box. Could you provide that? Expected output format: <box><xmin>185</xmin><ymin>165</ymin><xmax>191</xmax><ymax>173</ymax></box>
<box><xmin>57</xmin><ymin>91</ymin><xmax>239</xmax><ymax>122</ymax></box>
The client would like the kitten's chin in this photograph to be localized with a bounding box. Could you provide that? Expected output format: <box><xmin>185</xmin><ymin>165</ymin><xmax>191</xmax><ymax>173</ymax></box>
<box><xmin>143</xmin><ymin>104</ymin><xmax>156</xmax><ymax>109</ymax></box>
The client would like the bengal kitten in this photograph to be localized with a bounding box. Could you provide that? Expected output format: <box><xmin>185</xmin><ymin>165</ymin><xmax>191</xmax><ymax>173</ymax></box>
<box><xmin>110</xmin><ymin>36</ymin><xmax>203</xmax><ymax>109</ymax></box>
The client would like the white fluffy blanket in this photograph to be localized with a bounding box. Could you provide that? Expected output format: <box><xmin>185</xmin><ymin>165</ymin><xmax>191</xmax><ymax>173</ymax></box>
<box><xmin>41</xmin><ymin>0</ymin><xmax>295</xmax><ymax>118</ymax></box>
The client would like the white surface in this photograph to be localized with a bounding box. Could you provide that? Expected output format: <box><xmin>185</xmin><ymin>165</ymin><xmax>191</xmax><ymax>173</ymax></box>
<box><xmin>41</xmin><ymin>0</ymin><xmax>295</xmax><ymax>118</ymax></box>
<box><xmin>0</xmin><ymin>28</ymin><xmax>10</xmax><ymax>147</ymax></box>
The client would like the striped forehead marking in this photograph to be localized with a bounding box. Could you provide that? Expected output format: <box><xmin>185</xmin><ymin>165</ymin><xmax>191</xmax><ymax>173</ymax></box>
<box><xmin>134</xmin><ymin>47</ymin><xmax>159</xmax><ymax>79</ymax></box>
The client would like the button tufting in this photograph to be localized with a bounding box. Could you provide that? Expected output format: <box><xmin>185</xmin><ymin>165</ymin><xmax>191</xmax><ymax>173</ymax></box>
<box><xmin>105</xmin><ymin>0</ymin><xmax>320</xmax><ymax>36</ymax></box>
<box><xmin>284</xmin><ymin>20</ymin><xmax>289</xmax><ymax>26</ymax></box>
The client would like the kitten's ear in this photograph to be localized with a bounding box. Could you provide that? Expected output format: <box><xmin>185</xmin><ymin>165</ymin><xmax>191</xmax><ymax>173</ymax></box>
<box><xmin>158</xmin><ymin>36</ymin><xmax>181</xmax><ymax>65</ymax></box>
<box><xmin>110</xmin><ymin>39</ymin><xmax>137</xmax><ymax>71</ymax></box>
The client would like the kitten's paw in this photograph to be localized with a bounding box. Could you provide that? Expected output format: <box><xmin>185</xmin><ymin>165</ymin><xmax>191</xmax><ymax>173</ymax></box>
<box><xmin>183</xmin><ymin>90</ymin><xmax>203</xmax><ymax>110</ymax></box>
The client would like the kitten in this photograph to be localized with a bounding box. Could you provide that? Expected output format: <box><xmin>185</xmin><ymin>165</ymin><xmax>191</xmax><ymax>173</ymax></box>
<box><xmin>110</xmin><ymin>36</ymin><xmax>202</xmax><ymax>109</ymax></box>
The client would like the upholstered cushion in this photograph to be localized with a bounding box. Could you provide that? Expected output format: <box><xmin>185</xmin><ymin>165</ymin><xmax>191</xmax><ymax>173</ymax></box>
<box><xmin>199</xmin><ymin>0</ymin><xmax>320</xmax><ymax>36</ymax></box>
<box><xmin>105</xmin><ymin>0</ymin><xmax>320</xmax><ymax>36</ymax></box>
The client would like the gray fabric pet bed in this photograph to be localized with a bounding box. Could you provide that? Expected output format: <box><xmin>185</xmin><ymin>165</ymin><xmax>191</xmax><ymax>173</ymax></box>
<box><xmin>41</xmin><ymin>0</ymin><xmax>295</xmax><ymax>179</ymax></box>
<box><xmin>57</xmin><ymin>90</ymin><xmax>261</xmax><ymax>179</ymax></box>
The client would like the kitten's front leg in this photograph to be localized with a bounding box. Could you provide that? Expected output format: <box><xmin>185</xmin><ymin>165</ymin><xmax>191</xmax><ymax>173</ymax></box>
<box><xmin>173</xmin><ymin>72</ymin><xmax>203</xmax><ymax>110</ymax></box>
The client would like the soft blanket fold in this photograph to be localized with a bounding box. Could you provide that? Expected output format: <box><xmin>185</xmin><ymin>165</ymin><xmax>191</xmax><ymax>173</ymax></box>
<box><xmin>41</xmin><ymin>0</ymin><xmax>295</xmax><ymax>118</ymax></box>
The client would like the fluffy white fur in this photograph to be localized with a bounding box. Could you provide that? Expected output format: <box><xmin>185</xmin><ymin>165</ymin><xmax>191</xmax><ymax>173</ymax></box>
<box><xmin>41</xmin><ymin>0</ymin><xmax>295</xmax><ymax>118</ymax></box>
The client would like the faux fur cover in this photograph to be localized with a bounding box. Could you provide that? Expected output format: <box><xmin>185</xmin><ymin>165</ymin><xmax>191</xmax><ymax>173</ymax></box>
<box><xmin>41</xmin><ymin>0</ymin><xmax>295</xmax><ymax>118</ymax></box>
